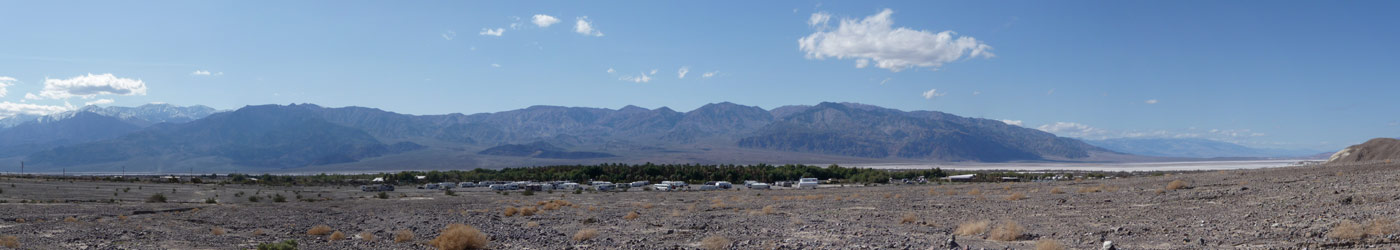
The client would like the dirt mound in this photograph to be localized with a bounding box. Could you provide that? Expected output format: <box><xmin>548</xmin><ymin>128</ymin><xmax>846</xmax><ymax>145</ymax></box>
<box><xmin>1328</xmin><ymin>138</ymin><xmax>1400</xmax><ymax>163</ymax></box>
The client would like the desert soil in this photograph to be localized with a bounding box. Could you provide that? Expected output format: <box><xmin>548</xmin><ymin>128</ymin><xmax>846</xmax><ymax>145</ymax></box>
<box><xmin>1</xmin><ymin>161</ymin><xmax>1398</xmax><ymax>249</ymax></box>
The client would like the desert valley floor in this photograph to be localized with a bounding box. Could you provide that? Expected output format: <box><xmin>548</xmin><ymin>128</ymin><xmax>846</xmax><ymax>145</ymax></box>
<box><xmin>1</xmin><ymin>161</ymin><xmax>1398</xmax><ymax>249</ymax></box>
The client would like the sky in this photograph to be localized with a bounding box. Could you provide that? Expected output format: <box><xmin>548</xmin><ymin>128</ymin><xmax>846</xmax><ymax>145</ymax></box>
<box><xmin>1</xmin><ymin>1</ymin><xmax>1397</xmax><ymax>151</ymax></box>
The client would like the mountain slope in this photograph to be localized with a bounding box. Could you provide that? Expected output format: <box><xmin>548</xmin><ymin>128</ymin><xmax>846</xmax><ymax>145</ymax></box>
<box><xmin>1328</xmin><ymin>138</ymin><xmax>1400</xmax><ymax>163</ymax></box>
<box><xmin>1086</xmin><ymin>138</ymin><xmax>1317</xmax><ymax>158</ymax></box>
<box><xmin>0</xmin><ymin>112</ymin><xmax>143</xmax><ymax>157</ymax></box>
<box><xmin>25</xmin><ymin>104</ymin><xmax>419</xmax><ymax>168</ymax></box>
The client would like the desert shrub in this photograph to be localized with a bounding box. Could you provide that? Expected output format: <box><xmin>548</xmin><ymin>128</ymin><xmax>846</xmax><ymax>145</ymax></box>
<box><xmin>988</xmin><ymin>221</ymin><xmax>1024</xmax><ymax>241</ymax></box>
<box><xmin>255</xmin><ymin>240</ymin><xmax>297</xmax><ymax>250</ymax></box>
<box><xmin>642</xmin><ymin>203</ymin><xmax>655</xmax><ymax>209</ymax></box>
<box><xmin>430</xmin><ymin>224</ymin><xmax>489</xmax><ymax>250</ymax></box>
<box><xmin>64</xmin><ymin>217</ymin><xmax>77</xmax><ymax>223</ymax></box>
<box><xmin>573</xmin><ymin>189</ymin><xmax>582</xmax><ymax>194</ymax></box>
<box><xmin>328</xmin><ymin>231</ymin><xmax>346</xmax><ymax>240</ymax></box>
<box><xmin>762</xmin><ymin>205</ymin><xmax>776</xmax><ymax>215</ymax></box>
<box><xmin>900</xmin><ymin>213</ymin><xmax>917</xmax><ymax>224</ymax></box>
<box><xmin>1166</xmin><ymin>180</ymin><xmax>1187</xmax><ymax>190</ymax></box>
<box><xmin>252</xmin><ymin>229</ymin><xmax>265</xmax><ymax>236</ymax></box>
<box><xmin>376</xmin><ymin>192</ymin><xmax>389</xmax><ymax>199</ymax></box>
<box><xmin>307</xmin><ymin>225</ymin><xmax>333</xmax><ymax>236</ymax></box>
<box><xmin>212</xmin><ymin>227</ymin><xmax>226</xmax><ymax>235</ymax></box>
<box><xmin>1006</xmin><ymin>192</ymin><xmax>1027</xmax><ymax>201</ymax></box>
<box><xmin>701</xmin><ymin>236</ymin><xmax>731</xmax><ymax>250</ymax></box>
<box><xmin>520</xmin><ymin>207</ymin><xmax>537</xmax><ymax>216</ymax></box>
<box><xmin>205</xmin><ymin>197</ymin><xmax>218</xmax><ymax>204</ymax></box>
<box><xmin>445</xmin><ymin>189</ymin><xmax>456</xmax><ymax>196</ymax></box>
<box><xmin>118</xmin><ymin>215</ymin><xmax>128</xmax><ymax>221</ymax></box>
<box><xmin>522</xmin><ymin>189</ymin><xmax>535</xmax><ymax>196</ymax></box>
<box><xmin>504</xmin><ymin>207</ymin><xmax>518</xmax><ymax>217</ymax></box>
<box><xmin>1366</xmin><ymin>218</ymin><xmax>1398</xmax><ymax>237</ymax></box>
<box><xmin>1035</xmin><ymin>239</ymin><xmax>1066</xmax><ymax>250</ymax></box>
<box><xmin>573</xmin><ymin>228</ymin><xmax>599</xmax><ymax>241</ymax></box>
<box><xmin>525</xmin><ymin>221</ymin><xmax>539</xmax><ymax>228</ymax></box>
<box><xmin>624</xmin><ymin>211</ymin><xmax>640</xmax><ymax>220</ymax></box>
<box><xmin>968</xmin><ymin>189</ymin><xmax>981</xmax><ymax>195</ymax></box>
<box><xmin>394</xmin><ymin>229</ymin><xmax>415</xmax><ymax>243</ymax></box>
<box><xmin>954</xmin><ymin>220</ymin><xmax>991</xmax><ymax>236</ymax></box>
<box><xmin>1049</xmin><ymin>187</ymin><xmax>1064</xmax><ymax>194</ymax></box>
<box><xmin>359</xmin><ymin>232</ymin><xmax>375</xmax><ymax>241</ymax></box>
<box><xmin>272</xmin><ymin>194</ymin><xmax>287</xmax><ymax>203</ymax></box>
<box><xmin>0</xmin><ymin>235</ymin><xmax>16</xmax><ymax>248</ymax></box>
<box><xmin>13</xmin><ymin>218</ymin><xmax>22</xmax><ymax>223</ymax></box>
<box><xmin>147</xmin><ymin>193</ymin><xmax>167</xmax><ymax>203</ymax></box>
<box><xmin>248</xmin><ymin>196</ymin><xmax>261</xmax><ymax>202</ymax></box>
<box><xmin>1328</xmin><ymin>220</ymin><xmax>1365</xmax><ymax>240</ymax></box>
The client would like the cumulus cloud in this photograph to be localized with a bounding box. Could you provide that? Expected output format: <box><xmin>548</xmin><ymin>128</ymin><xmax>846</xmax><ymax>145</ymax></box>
<box><xmin>649</xmin><ymin>69</ymin><xmax>658</xmax><ymax>75</ymax></box>
<box><xmin>702</xmin><ymin>71</ymin><xmax>718</xmax><ymax>78</ymax></box>
<box><xmin>35</xmin><ymin>73</ymin><xmax>147</xmax><ymax>99</ymax></box>
<box><xmin>491</xmin><ymin>63</ymin><xmax>501</xmax><ymax>68</ymax></box>
<box><xmin>1000</xmin><ymin>120</ymin><xmax>1023</xmax><ymax>126</ymax></box>
<box><xmin>1144</xmin><ymin>99</ymin><xmax>1159</xmax><ymax>104</ymax></box>
<box><xmin>532</xmin><ymin>14</ymin><xmax>561</xmax><ymax>28</ymax></box>
<box><xmin>574</xmin><ymin>17</ymin><xmax>604</xmax><ymax>36</ymax></box>
<box><xmin>620</xmin><ymin>72</ymin><xmax>652</xmax><ymax>83</ymax></box>
<box><xmin>677</xmin><ymin>67</ymin><xmax>690</xmax><ymax>79</ymax></box>
<box><xmin>921</xmin><ymin>89</ymin><xmax>946</xmax><ymax>99</ymax></box>
<box><xmin>0</xmin><ymin>76</ymin><xmax>15</xmax><ymax>97</ymax></box>
<box><xmin>191</xmin><ymin>70</ymin><xmax>223</xmax><ymax>76</ymax></box>
<box><xmin>84</xmin><ymin>99</ymin><xmax>114</xmax><ymax>106</ymax></box>
<box><xmin>0</xmin><ymin>101</ymin><xmax>70</xmax><ymax>118</ymax></box>
<box><xmin>479</xmin><ymin>28</ymin><xmax>504</xmax><ymax>36</ymax></box>
<box><xmin>441</xmin><ymin>30</ymin><xmax>457</xmax><ymax>40</ymax></box>
<box><xmin>798</xmin><ymin>9</ymin><xmax>993</xmax><ymax>72</ymax></box>
<box><xmin>606</xmin><ymin>68</ymin><xmax>616</xmax><ymax>74</ymax></box>
<box><xmin>808</xmin><ymin>12</ymin><xmax>831</xmax><ymax>27</ymax></box>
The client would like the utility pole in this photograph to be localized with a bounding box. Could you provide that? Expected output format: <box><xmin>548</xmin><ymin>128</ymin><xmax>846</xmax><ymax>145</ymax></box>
<box><xmin>18</xmin><ymin>161</ymin><xmax>22</xmax><ymax>175</ymax></box>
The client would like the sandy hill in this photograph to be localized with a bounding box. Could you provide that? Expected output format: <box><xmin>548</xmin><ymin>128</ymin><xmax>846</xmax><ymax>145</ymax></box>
<box><xmin>1328</xmin><ymin>138</ymin><xmax>1400</xmax><ymax>163</ymax></box>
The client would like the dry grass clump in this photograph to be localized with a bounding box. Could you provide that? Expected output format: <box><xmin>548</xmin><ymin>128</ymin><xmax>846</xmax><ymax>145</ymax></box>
<box><xmin>394</xmin><ymin>229</ymin><xmax>415</xmax><ymax>243</ymax></box>
<box><xmin>945</xmin><ymin>190</ymin><xmax>957</xmax><ymax>195</ymax></box>
<box><xmin>504</xmin><ymin>207</ymin><xmax>518</xmax><ymax>217</ymax></box>
<box><xmin>968</xmin><ymin>189</ymin><xmax>981</xmax><ymax>195</ymax></box>
<box><xmin>1002</xmin><ymin>185</ymin><xmax>1012</xmax><ymax>191</ymax></box>
<box><xmin>882</xmin><ymin>193</ymin><xmax>893</xmax><ymax>199</ymax></box>
<box><xmin>1049</xmin><ymin>187</ymin><xmax>1064</xmax><ymax>194</ymax></box>
<box><xmin>211</xmin><ymin>227</ymin><xmax>226</xmax><ymax>235</ymax></box>
<box><xmin>430</xmin><ymin>224</ymin><xmax>489</xmax><ymax>250</ymax></box>
<box><xmin>670</xmin><ymin>210</ymin><xmax>683</xmax><ymax>217</ymax></box>
<box><xmin>762</xmin><ymin>205</ymin><xmax>776</xmax><ymax>215</ymax></box>
<box><xmin>624</xmin><ymin>211</ymin><xmax>640</xmax><ymax>220</ymax></box>
<box><xmin>1328</xmin><ymin>220</ymin><xmax>1365</xmax><ymax>240</ymax></box>
<box><xmin>700</xmin><ymin>236</ymin><xmax>731</xmax><ymax>250</ymax></box>
<box><xmin>308</xmin><ymin>225</ymin><xmax>333</xmax><ymax>235</ymax></box>
<box><xmin>1166</xmin><ymin>180</ymin><xmax>1187</xmax><ymax>190</ymax></box>
<box><xmin>520</xmin><ymin>207</ymin><xmax>537</xmax><ymax>216</ymax></box>
<box><xmin>573</xmin><ymin>228</ymin><xmax>599</xmax><ymax>241</ymax></box>
<box><xmin>525</xmin><ymin>221</ymin><xmax>540</xmax><ymax>228</ymax></box>
<box><xmin>953</xmin><ymin>220</ymin><xmax>991</xmax><ymax>236</ymax></box>
<box><xmin>900</xmin><ymin>213</ymin><xmax>917</xmax><ymax>224</ymax></box>
<box><xmin>988</xmin><ymin>221</ymin><xmax>1024</xmax><ymax>241</ymax></box>
<box><xmin>1077</xmin><ymin>184</ymin><xmax>1106</xmax><ymax>193</ymax></box>
<box><xmin>542</xmin><ymin>200</ymin><xmax>573</xmax><ymax>210</ymax></box>
<box><xmin>928</xmin><ymin>188</ymin><xmax>939</xmax><ymax>195</ymax></box>
<box><xmin>1035</xmin><ymin>239</ymin><xmax>1066</xmax><ymax>250</ymax></box>
<box><xmin>642</xmin><ymin>203</ymin><xmax>655</xmax><ymax>209</ymax></box>
<box><xmin>64</xmin><ymin>217</ymin><xmax>77</xmax><ymax>223</ymax></box>
<box><xmin>359</xmin><ymin>232</ymin><xmax>375</xmax><ymax>241</ymax></box>
<box><xmin>1006</xmin><ymin>192</ymin><xmax>1027</xmax><ymax>201</ymax></box>
<box><xmin>329</xmin><ymin>231</ymin><xmax>347</xmax><ymax>240</ymax></box>
<box><xmin>252</xmin><ymin>229</ymin><xmax>265</xmax><ymax>236</ymax></box>
<box><xmin>0</xmin><ymin>235</ymin><xmax>17</xmax><ymax>248</ymax></box>
<box><xmin>1366</xmin><ymin>218</ymin><xmax>1398</xmax><ymax>237</ymax></box>
<box><xmin>13</xmin><ymin>218</ymin><xmax>23</xmax><ymax>223</ymax></box>
<box><xmin>118</xmin><ymin>215</ymin><xmax>128</xmax><ymax>221</ymax></box>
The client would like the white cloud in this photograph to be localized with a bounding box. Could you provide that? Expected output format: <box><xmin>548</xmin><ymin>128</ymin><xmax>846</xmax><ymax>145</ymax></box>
<box><xmin>441</xmin><ymin>30</ymin><xmax>457</xmax><ymax>40</ymax></box>
<box><xmin>808</xmin><ymin>12</ymin><xmax>831</xmax><ymax>27</ymax></box>
<box><xmin>972</xmin><ymin>91</ymin><xmax>981</xmax><ymax>96</ymax></box>
<box><xmin>1000</xmin><ymin>120</ymin><xmax>1023</xmax><ymax>126</ymax></box>
<box><xmin>479</xmin><ymin>28</ymin><xmax>504</xmax><ymax>37</ymax></box>
<box><xmin>1036</xmin><ymin>122</ymin><xmax>1110</xmax><ymax>139</ymax></box>
<box><xmin>606</xmin><ymin>68</ymin><xmax>616</xmax><ymax>74</ymax></box>
<box><xmin>620</xmin><ymin>72</ymin><xmax>652</xmax><ymax>83</ymax></box>
<box><xmin>491</xmin><ymin>63</ymin><xmax>501</xmax><ymax>68</ymax></box>
<box><xmin>84</xmin><ymin>99</ymin><xmax>114</xmax><ymax>106</ymax></box>
<box><xmin>35</xmin><ymin>73</ymin><xmax>147</xmax><ymax>99</ymax></box>
<box><xmin>1144</xmin><ymin>99</ymin><xmax>1159</xmax><ymax>104</ymax></box>
<box><xmin>0</xmin><ymin>76</ymin><xmax>15</xmax><ymax>98</ymax></box>
<box><xmin>921</xmin><ymin>89</ymin><xmax>946</xmax><ymax>99</ymax></box>
<box><xmin>24</xmin><ymin>93</ymin><xmax>39</xmax><ymax>100</ymax></box>
<box><xmin>879</xmin><ymin>77</ymin><xmax>892</xmax><ymax>85</ymax></box>
<box><xmin>798</xmin><ymin>9</ymin><xmax>993</xmax><ymax>72</ymax></box>
<box><xmin>702</xmin><ymin>71</ymin><xmax>718</xmax><ymax>78</ymax></box>
<box><xmin>0</xmin><ymin>101</ymin><xmax>70</xmax><ymax>119</ymax></box>
<box><xmin>574</xmin><ymin>17</ymin><xmax>604</xmax><ymax>37</ymax></box>
<box><xmin>677</xmin><ymin>67</ymin><xmax>690</xmax><ymax>79</ymax></box>
<box><xmin>649</xmin><ymin>69</ymin><xmax>658</xmax><ymax>75</ymax></box>
<box><xmin>532</xmin><ymin>14</ymin><xmax>561</xmax><ymax>28</ymax></box>
<box><xmin>191</xmin><ymin>70</ymin><xmax>223</xmax><ymax>76</ymax></box>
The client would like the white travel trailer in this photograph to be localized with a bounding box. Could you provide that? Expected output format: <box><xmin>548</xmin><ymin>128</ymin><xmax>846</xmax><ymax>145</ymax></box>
<box><xmin>560</xmin><ymin>183</ymin><xmax>580</xmax><ymax>190</ymax></box>
<box><xmin>796</xmin><ymin>178</ymin><xmax>820</xmax><ymax>189</ymax></box>
<box><xmin>652</xmin><ymin>184</ymin><xmax>672</xmax><ymax>191</ymax></box>
<box><xmin>748</xmin><ymin>183</ymin><xmax>770</xmax><ymax>190</ymax></box>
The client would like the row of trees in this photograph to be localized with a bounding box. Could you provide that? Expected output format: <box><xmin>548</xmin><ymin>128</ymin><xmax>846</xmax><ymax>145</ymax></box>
<box><xmin>232</xmin><ymin>163</ymin><xmax>950</xmax><ymax>186</ymax></box>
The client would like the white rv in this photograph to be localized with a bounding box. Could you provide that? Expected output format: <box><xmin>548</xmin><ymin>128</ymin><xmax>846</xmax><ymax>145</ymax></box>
<box><xmin>796</xmin><ymin>178</ymin><xmax>820</xmax><ymax>189</ymax></box>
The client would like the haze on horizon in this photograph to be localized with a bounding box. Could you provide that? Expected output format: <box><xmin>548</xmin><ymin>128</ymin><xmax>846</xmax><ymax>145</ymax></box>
<box><xmin>2</xmin><ymin>1</ymin><xmax>1397</xmax><ymax>152</ymax></box>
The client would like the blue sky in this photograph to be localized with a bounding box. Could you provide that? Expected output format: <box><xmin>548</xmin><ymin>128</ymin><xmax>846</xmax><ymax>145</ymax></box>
<box><xmin>1</xmin><ymin>1</ymin><xmax>1396</xmax><ymax>151</ymax></box>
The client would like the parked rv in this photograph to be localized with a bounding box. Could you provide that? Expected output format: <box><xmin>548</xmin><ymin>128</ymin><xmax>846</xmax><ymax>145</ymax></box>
<box><xmin>698</xmin><ymin>185</ymin><xmax>721</xmax><ymax>191</ymax></box>
<box><xmin>652</xmin><ymin>184</ymin><xmax>672</xmax><ymax>191</ymax></box>
<box><xmin>420</xmin><ymin>183</ymin><xmax>440</xmax><ymax>190</ymax></box>
<box><xmin>797</xmin><ymin>178</ymin><xmax>820</xmax><ymax>189</ymax></box>
<box><xmin>560</xmin><ymin>182</ymin><xmax>581</xmax><ymax>190</ymax></box>
<box><xmin>488</xmin><ymin>184</ymin><xmax>508</xmax><ymax>191</ymax></box>
<box><xmin>594</xmin><ymin>182</ymin><xmax>615</xmax><ymax>191</ymax></box>
<box><xmin>715</xmin><ymin>181</ymin><xmax>733</xmax><ymax>189</ymax></box>
<box><xmin>748</xmin><ymin>183</ymin><xmax>770</xmax><ymax>190</ymax></box>
<box><xmin>630</xmin><ymin>181</ymin><xmax>650</xmax><ymax>187</ymax></box>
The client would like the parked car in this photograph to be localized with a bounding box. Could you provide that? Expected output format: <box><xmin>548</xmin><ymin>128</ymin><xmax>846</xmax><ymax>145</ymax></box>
<box><xmin>797</xmin><ymin>178</ymin><xmax>820</xmax><ymax>189</ymax></box>
<box><xmin>715</xmin><ymin>181</ymin><xmax>733</xmax><ymax>189</ymax></box>
<box><xmin>748</xmin><ymin>183</ymin><xmax>770</xmax><ymax>190</ymax></box>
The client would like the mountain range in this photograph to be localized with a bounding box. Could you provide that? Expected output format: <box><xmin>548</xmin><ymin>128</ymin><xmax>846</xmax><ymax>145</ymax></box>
<box><xmin>0</xmin><ymin>102</ymin><xmax>1149</xmax><ymax>172</ymax></box>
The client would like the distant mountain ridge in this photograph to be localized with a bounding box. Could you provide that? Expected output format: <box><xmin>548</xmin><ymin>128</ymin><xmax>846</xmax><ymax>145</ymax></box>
<box><xmin>1086</xmin><ymin>138</ymin><xmax>1320</xmax><ymax>158</ymax></box>
<box><xmin>6</xmin><ymin>102</ymin><xmax>1131</xmax><ymax>172</ymax></box>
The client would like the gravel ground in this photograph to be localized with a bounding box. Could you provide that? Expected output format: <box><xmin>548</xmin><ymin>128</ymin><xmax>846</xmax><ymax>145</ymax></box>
<box><xmin>1</xmin><ymin>161</ymin><xmax>1398</xmax><ymax>249</ymax></box>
